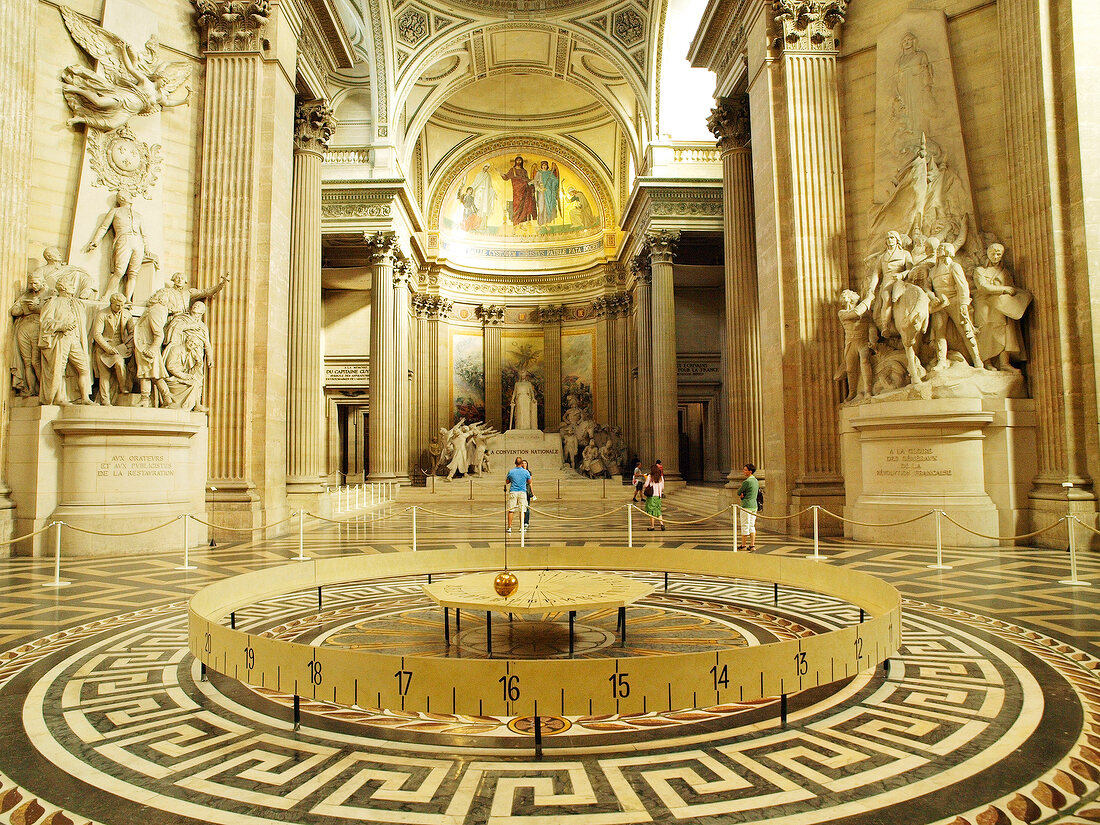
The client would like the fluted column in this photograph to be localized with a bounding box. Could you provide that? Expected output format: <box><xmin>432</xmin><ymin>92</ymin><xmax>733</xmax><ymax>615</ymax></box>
<box><xmin>478</xmin><ymin>305</ymin><xmax>505</xmax><ymax>429</ymax></box>
<box><xmin>412</xmin><ymin>296</ymin><xmax>430</xmax><ymax>470</ymax></box>
<box><xmin>0</xmin><ymin>0</ymin><xmax>35</xmax><ymax>542</ymax></box>
<box><xmin>998</xmin><ymin>0</ymin><xmax>1096</xmax><ymax>535</ymax></box>
<box><xmin>367</xmin><ymin>232</ymin><xmax>399</xmax><ymax>480</ymax></box>
<box><xmin>709</xmin><ymin>95</ymin><xmax>765</xmax><ymax>484</ymax></box>
<box><xmin>648</xmin><ymin>230</ymin><xmax>681</xmax><ymax>479</ymax></box>
<box><xmin>194</xmin><ymin>0</ymin><xmax>295</xmax><ymax>530</ymax></box>
<box><xmin>613</xmin><ymin>295</ymin><xmax>632</xmax><ymax>439</ymax></box>
<box><xmin>539</xmin><ymin>305</ymin><xmax>564</xmax><ymax>431</ymax></box>
<box><xmin>393</xmin><ymin>259</ymin><xmax>412</xmax><ymax>481</ymax></box>
<box><xmin>594</xmin><ymin>297</ymin><xmax>610</xmax><ymax>424</ymax></box>
<box><xmin>632</xmin><ymin>258</ymin><xmax>654</xmax><ymax>463</ymax></box>
<box><xmin>286</xmin><ymin>100</ymin><xmax>335</xmax><ymax>498</ymax></box>
<box><xmin>432</xmin><ymin>298</ymin><xmax>453</xmax><ymax>432</ymax></box>
<box><xmin>775</xmin><ymin>1</ymin><xmax>848</xmax><ymax>514</ymax></box>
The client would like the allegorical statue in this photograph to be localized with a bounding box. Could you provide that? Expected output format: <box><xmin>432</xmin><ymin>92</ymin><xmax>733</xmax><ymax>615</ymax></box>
<box><xmin>836</xmin><ymin>289</ymin><xmax>873</xmax><ymax>402</ymax></box>
<box><xmin>508</xmin><ymin>369</ymin><xmax>539</xmax><ymax>430</ymax></box>
<box><xmin>163</xmin><ymin>301</ymin><xmax>212</xmax><ymax>411</ymax></box>
<box><xmin>973</xmin><ymin>243</ymin><xmax>1031</xmax><ymax>371</ymax></box>
<box><xmin>37</xmin><ymin>271</ymin><xmax>94</xmax><ymax>405</ymax></box>
<box><xmin>9</xmin><ymin>272</ymin><xmax>51</xmax><ymax>398</ymax></box>
<box><xmin>91</xmin><ymin>292</ymin><xmax>135</xmax><ymax>405</ymax></box>
<box><xmin>86</xmin><ymin>192</ymin><xmax>159</xmax><ymax>301</ymax></box>
<box><xmin>133</xmin><ymin>272</ymin><xmax>228</xmax><ymax>407</ymax></box>
<box><xmin>927</xmin><ymin>243</ymin><xmax>982</xmax><ymax>369</ymax></box>
<box><xmin>59</xmin><ymin>5</ymin><xmax>191</xmax><ymax>131</ymax></box>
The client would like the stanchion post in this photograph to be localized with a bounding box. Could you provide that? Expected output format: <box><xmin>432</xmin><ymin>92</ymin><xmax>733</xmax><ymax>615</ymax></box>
<box><xmin>412</xmin><ymin>506</ymin><xmax>418</xmax><ymax>552</ymax></box>
<box><xmin>469</xmin><ymin>478</ymin><xmax>474</xmax><ymax>501</ymax></box>
<box><xmin>928</xmin><ymin>509</ymin><xmax>951</xmax><ymax>570</ymax></box>
<box><xmin>43</xmin><ymin>521</ymin><xmax>70</xmax><ymax>588</ymax></box>
<box><xmin>602</xmin><ymin>477</ymin><xmax>606</xmax><ymax>499</ymax></box>
<box><xmin>627</xmin><ymin>503</ymin><xmax>633</xmax><ymax>548</ymax></box>
<box><xmin>734</xmin><ymin>505</ymin><xmax>740</xmax><ymax>552</ymax></box>
<box><xmin>1059</xmin><ymin>481</ymin><xmax>1090</xmax><ymax>586</ymax></box>
<box><xmin>295</xmin><ymin>510</ymin><xmax>309</xmax><ymax>561</ymax></box>
<box><xmin>807</xmin><ymin>505</ymin><xmax>825</xmax><ymax>560</ymax></box>
<box><xmin>557</xmin><ymin>479</ymin><xmax>560</xmax><ymax>500</ymax></box>
<box><xmin>176</xmin><ymin>514</ymin><xmax>196</xmax><ymax>570</ymax></box>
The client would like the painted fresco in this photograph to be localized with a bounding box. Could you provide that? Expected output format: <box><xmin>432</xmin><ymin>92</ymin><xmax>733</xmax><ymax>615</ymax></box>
<box><xmin>561</xmin><ymin>328</ymin><xmax>594</xmax><ymax>418</ymax></box>
<box><xmin>441</xmin><ymin>151</ymin><xmax>603</xmax><ymax>242</ymax></box>
<box><xmin>501</xmin><ymin>333</ymin><xmax>545</xmax><ymax>430</ymax></box>
<box><xmin>451</xmin><ymin>331</ymin><xmax>485</xmax><ymax>423</ymax></box>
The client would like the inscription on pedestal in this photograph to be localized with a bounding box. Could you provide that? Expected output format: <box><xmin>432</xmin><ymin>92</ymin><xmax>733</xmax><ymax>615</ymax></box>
<box><xmin>875</xmin><ymin>447</ymin><xmax>953</xmax><ymax>479</ymax></box>
<box><xmin>97</xmin><ymin>453</ymin><xmax>177</xmax><ymax>479</ymax></box>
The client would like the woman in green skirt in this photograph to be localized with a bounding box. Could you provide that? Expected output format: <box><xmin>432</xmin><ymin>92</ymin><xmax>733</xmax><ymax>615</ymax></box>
<box><xmin>643</xmin><ymin>460</ymin><xmax>665</xmax><ymax>530</ymax></box>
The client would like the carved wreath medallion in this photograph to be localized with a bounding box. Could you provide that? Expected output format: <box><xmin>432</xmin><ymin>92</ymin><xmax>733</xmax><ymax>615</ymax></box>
<box><xmin>87</xmin><ymin>126</ymin><xmax>162</xmax><ymax>197</ymax></box>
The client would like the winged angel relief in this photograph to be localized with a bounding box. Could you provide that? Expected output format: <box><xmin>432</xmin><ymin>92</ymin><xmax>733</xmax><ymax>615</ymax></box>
<box><xmin>59</xmin><ymin>6</ymin><xmax>191</xmax><ymax>132</ymax></box>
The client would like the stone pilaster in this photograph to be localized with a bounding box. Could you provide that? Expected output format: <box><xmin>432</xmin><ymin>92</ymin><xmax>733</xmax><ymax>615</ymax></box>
<box><xmin>286</xmin><ymin>99</ymin><xmax>335</xmax><ymax>499</ymax></box>
<box><xmin>432</xmin><ymin>297</ymin><xmax>453</xmax><ymax>433</ymax></box>
<box><xmin>772</xmin><ymin>0</ymin><xmax>848</xmax><ymax>519</ymax></box>
<box><xmin>647</xmin><ymin>230</ymin><xmax>681</xmax><ymax>479</ymax></box>
<box><xmin>366</xmin><ymin>231</ymin><xmax>400</xmax><ymax>480</ymax></box>
<box><xmin>0</xmin><ymin>0</ymin><xmax>35</xmax><ymax>544</ymax></box>
<box><xmin>632</xmin><ymin>257</ymin><xmax>654</xmax><ymax>463</ymax></box>
<box><xmin>608</xmin><ymin>294</ymin><xmax>631</xmax><ymax>438</ymax></box>
<box><xmin>477</xmin><ymin>305</ymin><xmax>505</xmax><ymax>429</ymax></box>
<box><xmin>194</xmin><ymin>0</ymin><xmax>295</xmax><ymax>532</ymax></box>
<box><xmin>709</xmin><ymin>94</ymin><xmax>765</xmax><ymax>484</ymax></box>
<box><xmin>538</xmin><ymin>305</ymin><xmax>565</xmax><ymax>431</ymax></box>
<box><xmin>412</xmin><ymin>296</ymin><xmax>431</xmax><ymax>471</ymax></box>
<box><xmin>593</xmin><ymin>297</ymin><xmax>611</xmax><ymax>425</ymax></box>
<box><xmin>998</xmin><ymin>0</ymin><xmax>1097</xmax><ymax>539</ymax></box>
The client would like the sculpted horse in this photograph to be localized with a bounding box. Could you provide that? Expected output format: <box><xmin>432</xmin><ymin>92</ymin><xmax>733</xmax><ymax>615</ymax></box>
<box><xmin>872</xmin><ymin>270</ymin><xmax>932</xmax><ymax>387</ymax></box>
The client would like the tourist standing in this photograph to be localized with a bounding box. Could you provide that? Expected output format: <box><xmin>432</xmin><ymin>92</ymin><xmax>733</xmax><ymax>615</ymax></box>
<box><xmin>521</xmin><ymin>458</ymin><xmax>534</xmax><ymax>529</ymax></box>
<box><xmin>504</xmin><ymin>456</ymin><xmax>532</xmax><ymax>533</ymax></box>
<box><xmin>644</xmin><ymin>461</ymin><xmax>665</xmax><ymax>530</ymax></box>
<box><xmin>631</xmin><ymin>459</ymin><xmax>645</xmax><ymax>502</ymax></box>
<box><xmin>738</xmin><ymin>463</ymin><xmax>759</xmax><ymax>550</ymax></box>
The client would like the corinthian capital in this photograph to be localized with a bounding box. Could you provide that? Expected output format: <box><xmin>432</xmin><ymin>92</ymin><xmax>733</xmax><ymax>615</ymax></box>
<box><xmin>644</xmin><ymin>230</ymin><xmax>680</xmax><ymax>264</ymax></box>
<box><xmin>475</xmin><ymin>304</ymin><xmax>506</xmax><ymax>326</ymax></box>
<box><xmin>707</xmin><ymin>94</ymin><xmax>751</xmax><ymax>151</ymax></box>
<box><xmin>365</xmin><ymin>231</ymin><xmax>398</xmax><ymax>264</ymax></box>
<box><xmin>773</xmin><ymin>0</ymin><xmax>848</xmax><ymax>52</ymax></box>
<box><xmin>294</xmin><ymin>100</ymin><xmax>336</xmax><ymax>153</ymax></box>
<box><xmin>193</xmin><ymin>0</ymin><xmax>271</xmax><ymax>53</ymax></box>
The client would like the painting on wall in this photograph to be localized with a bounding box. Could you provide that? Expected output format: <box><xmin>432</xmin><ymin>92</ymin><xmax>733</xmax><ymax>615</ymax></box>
<box><xmin>451</xmin><ymin>331</ymin><xmax>485</xmax><ymax>423</ymax></box>
<box><xmin>440</xmin><ymin>151</ymin><xmax>603</xmax><ymax>242</ymax></box>
<box><xmin>561</xmin><ymin>328</ymin><xmax>594</xmax><ymax>420</ymax></box>
<box><xmin>501</xmin><ymin>333</ymin><xmax>545</xmax><ymax>431</ymax></box>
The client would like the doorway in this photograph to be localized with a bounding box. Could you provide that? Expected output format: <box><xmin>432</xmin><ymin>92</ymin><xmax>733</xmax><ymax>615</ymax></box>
<box><xmin>678</xmin><ymin>402</ymin><xmax>706</xmax><ymax>482</ymax></box>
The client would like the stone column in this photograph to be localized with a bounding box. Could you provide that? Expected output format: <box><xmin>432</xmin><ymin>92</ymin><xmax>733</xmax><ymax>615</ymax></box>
<box><xmin>999</xmin><ymin>0</ymin><xmax>1096</xmax><ymax>538</ymax></box>
<box><xmin>432</xmin><ymin>297</ymin><xmax>453</xmax><ymax>433</ymax></box>
<box><xmin>412</xmin><ymin>296</ymin><xmax>430</xmax><ymax>471</ymax></box>
<box><xmin>612</xmin><ymin>295</ymin><xmax>632</xmax><ymax>438</ymax></box>
<box><xmin>771</xmin><ymin>1</ymin><xmax>849</xmax><ymax>522</ymax></box>
<box><xmin>477</xmin><ymin>305</ymin><xmax>505</xmax><ymax>429</ymax></box>
<box><xmin>539</xmin><ymin>305</ymin><xmax>564</xmax><ymax>431</ymax></box>
<box><xmin>647</xmin><ymin>230</ymin><xmax>681</xmax><ymax>479</ymax></box>
<box><xmin>632</xmin><ymin>257</ymin><xmax>654</xmax><ymax>463</ymax></box>
<box><xmin>367</xmin><ymin>231</ymin><xmax>400</xmax><ymax>480</ymax></box>
<box><xmin>286</xmin><ymin>100</ymin><xmax>335</xmax><ymax>500</ymax></box>
<box><xmin>0</xmin><ymin>0</ymin><xmax>35</xmax><ymax>543</ymax></box>
<box><xmin>709</xmin><ymin>95</ymin><xmax>765</xmax><ymax>485</ymax></box>
<box><xmin>393</xmin><ymin>259</ymin><xmax>412</xmax><ymax>482</ymax></box>
<box><xmin>194</xmin><ymin>0</ymin><xmax>296</xmax><ymax>530</ymax></box>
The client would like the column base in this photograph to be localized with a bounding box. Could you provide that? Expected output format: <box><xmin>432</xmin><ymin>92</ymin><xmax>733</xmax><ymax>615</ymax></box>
<box><xmin>0</xmin><ymin>482</ymin><xmax>14</xmax><ymax>557</ymax></box>
<box><xmin>790</xmin><ymin>480</ymin><xmax>846</xmax><ymax>537</ymax></box>
<box><xmin>1028</xmin><ymin>477</ymin><xmax>1098</xmax><ymax>550</ymax></box>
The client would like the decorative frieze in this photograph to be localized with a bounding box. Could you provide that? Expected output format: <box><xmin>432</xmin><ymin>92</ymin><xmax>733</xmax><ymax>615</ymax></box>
<box><xmin>192</xmin><ymin>0</ymin><xmax>271</xmax><ymax>52</ymax></box>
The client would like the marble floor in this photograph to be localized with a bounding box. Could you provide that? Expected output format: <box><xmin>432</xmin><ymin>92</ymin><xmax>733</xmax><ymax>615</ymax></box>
<box><xmin>1</xmin><ymin>489</ymin><xmax>1099</xmax><ymax>824</ymax></box>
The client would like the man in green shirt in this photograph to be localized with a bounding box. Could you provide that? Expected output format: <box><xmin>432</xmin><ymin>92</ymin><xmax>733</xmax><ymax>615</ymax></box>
<box><xmin>737</xmin><ymin>463</ymin><xmax>759</xmax><ymax>551</ymax></box>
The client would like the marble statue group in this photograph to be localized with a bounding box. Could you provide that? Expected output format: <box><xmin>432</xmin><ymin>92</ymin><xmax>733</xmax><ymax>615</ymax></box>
<box><xmin>432</xmin><ymin>420</ymin><xmax>500</xmax><ymax>479</ymax></box>
<box><xmin>559</xmin><ymin>396</ymin><xmax>626</xmax><ymax>478</ymax></box>
<box><xmin>9</xmin><ymin>247</ymin><xmax>227</xmax><ymax>409</ymax></box>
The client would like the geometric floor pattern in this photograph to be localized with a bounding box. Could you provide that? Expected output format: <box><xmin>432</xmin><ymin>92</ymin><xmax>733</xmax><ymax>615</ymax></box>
<box><xmin>2</xmin><ymin>490</ymin><xmax>1100</xmax><ymax>824</ymax></box>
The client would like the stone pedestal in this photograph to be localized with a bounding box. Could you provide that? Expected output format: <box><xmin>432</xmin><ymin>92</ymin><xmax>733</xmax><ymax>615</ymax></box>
<box><xmin>488</xmin><ymin>431</ymin><xmax>565</xmax><ymax>478</ymax></box>
<box><xmin>841</xmin><ymin>398</ymin><xmax>1037</xmax><ymax>547</ymax></box>
<box><xmin>6</xmin><ymin>406</ymin><xmax>208</xmax><ymax>556</ymax></box>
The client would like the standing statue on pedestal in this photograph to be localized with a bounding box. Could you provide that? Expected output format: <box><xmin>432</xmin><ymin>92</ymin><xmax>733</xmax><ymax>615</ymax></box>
<box><xmin>34</xmin><ymin>247</ymin><xmax>98</xmax><ymax>299</ymax></box>
<box><xmin>37</xmin><ymin>271</ymin><xmax>93</xmax><ymax>405</ymax></box>
<box><xmin>9</xmin><ymin>272</ymin><xmax>51</xmax><ymax>398</ymax></box>
<box><xmin>86</xmin><ymin>193</ymin><xmax>159</xmax><ymax>301</ymax></box>
<box><xmin>928</xmin><ymin>243</ymin><xmax>982</xmax><ymax>369</ymax></box>
<box><xmin>973</xmin><ymin>243</ymin><xmax>1031</xmax><ymax>371</ymax></box>
<box><xmin>508</xmin><ymin>369</ymin><xmax>539</xmax><ymax>431</ymax></box>
<box><xmin>133</xmin><ymin>272</ymin><xmax>228</xmax><ymax>407</ymax></box>
<box><xmin>91</xmin><ymin>293</ymin><xmax>135</xmax><ymax>405</ymax></box>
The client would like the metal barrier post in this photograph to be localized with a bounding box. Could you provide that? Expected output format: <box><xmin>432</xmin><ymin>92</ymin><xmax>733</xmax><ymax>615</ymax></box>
<box><xmin>734</xmin><ymin>505</ymin><xmax>740</xmax><ymax>552</ymax></box>
<box><xmin>412</xmin><ymin>506</ymin><xmax>417</xmax><ymax>552</ymax></box>
<box><xmin>928</xmin><ymin>510</ymin><xmax>951</xmax><ymax>570</ymax></box>
<box><xmin>43</xmin><ymin>522</ymin><xmax>70</xmax><ymax>588</ymax></box>
<box><xmin>176</xmin><ymin>514</ymin><xmax>196</xmax><ymax>570</ymax></box>
<box><xmin>1060</xmin><ymin>515</ymin><xmax>1091</xmax><ymax>586</ymax></box>
<box><xmin>295</xmin><ymin>510</ymin><xmax>309</xmax><ymax>561</ymax></box>
<box><xmin>627</xmin><ymin>503</ymin><xmax>633</xmax><ymax>548</ymax></box>
<box><xmin>807</xmin><ymin>506</ymin><xmax>825</xmax><ymax>561</ymax></box>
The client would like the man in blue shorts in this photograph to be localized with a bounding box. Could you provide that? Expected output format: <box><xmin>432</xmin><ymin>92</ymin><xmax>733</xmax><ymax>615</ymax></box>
<box><xmin>504</xmin><ymin>456</ymin><xmax>532</xmax><ymax>533</ymax></box>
